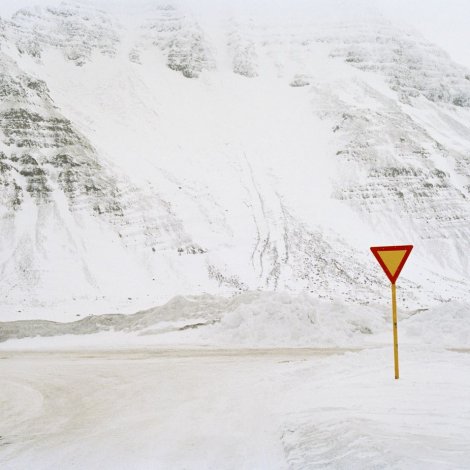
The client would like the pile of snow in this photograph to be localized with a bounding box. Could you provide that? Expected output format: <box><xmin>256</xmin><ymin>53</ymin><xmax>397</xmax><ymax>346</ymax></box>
<box><xmin>0</xmin><ymin>291</ymin><xmax>388</xmax><ymax>349</ymax></box>
<box><xmin>1</xmin><ymin>291</ymin><xmax>467</xmax><ymax>350</ymax></box>
<box><xmin>200</xmin><ymin>292</ymin><xmax>386</xmax><ymax>348</ymax></box>
<box><xmin>402</xmin><ymin>302</ymin><xmax>470</xmax><ymax>348</ymax></box>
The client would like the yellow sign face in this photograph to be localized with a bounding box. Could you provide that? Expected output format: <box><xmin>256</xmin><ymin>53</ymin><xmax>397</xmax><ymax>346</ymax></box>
<box><xmin>376</xmin><ymin>250</ymin><xmax>407</xmax><ymax>277</ymax></box>
<box><xmin>370</xmin><ymin>245</ymin><xmax>413</xmax><ymax>284</ymax></box>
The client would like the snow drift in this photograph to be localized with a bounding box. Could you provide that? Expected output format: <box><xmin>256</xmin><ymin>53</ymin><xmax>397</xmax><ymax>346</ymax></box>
<box><xmin>1</xmin><ymin>291</ymin><xmax>468</xmax><ymax>349</ymax></box>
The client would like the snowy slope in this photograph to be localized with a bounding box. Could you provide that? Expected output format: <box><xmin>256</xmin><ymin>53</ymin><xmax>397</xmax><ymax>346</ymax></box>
<box><xmin>0</xmin><ymin>0</ymin><xmax>469</xmax><ymax>320</ymax></box>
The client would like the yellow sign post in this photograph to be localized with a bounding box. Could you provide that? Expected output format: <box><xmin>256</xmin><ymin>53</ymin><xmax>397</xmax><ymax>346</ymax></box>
<box><xmin>370</xmin><ymin>245</ymin><xmax>413</xmax><ymax>380</ymax></box>
<box><xmin>391</xmin><ymin>283</ymin><xmax>399</xmax><ymax>379</ymax></box>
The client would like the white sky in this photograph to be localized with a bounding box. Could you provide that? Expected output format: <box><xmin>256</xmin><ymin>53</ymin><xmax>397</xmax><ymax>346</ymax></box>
<box><xmin>378</xmin><ymin>0</ymin><xmax>470</xmax><ymax>69</ymax></box>
<box><xmin>0</xmin><ymin>0</ymin><xmax>469</xmax><ymax>69</ymax></box>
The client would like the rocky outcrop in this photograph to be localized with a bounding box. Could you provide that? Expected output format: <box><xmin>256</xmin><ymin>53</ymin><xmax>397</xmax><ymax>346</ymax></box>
<box><xmin>8</xmin><ymin>2</ymin><xmax>119</xmax><ymax>65</ymax></box>
<box><xmin>139</xmin><ymin>5</ymin><xmax>214</xmax><ymax>78</ymax></box>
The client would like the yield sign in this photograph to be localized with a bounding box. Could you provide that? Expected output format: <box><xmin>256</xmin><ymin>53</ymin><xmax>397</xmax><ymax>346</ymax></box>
<box><xmin>370</xmin><ymin>245</ymin><xmax>413</xmax><ymax>284</ymax></box>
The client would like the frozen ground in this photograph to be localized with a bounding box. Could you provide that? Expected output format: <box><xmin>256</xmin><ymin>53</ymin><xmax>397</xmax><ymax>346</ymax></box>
<box><xmin>1</xmin><ymin>346</ymin><xmax>470</xmax><ymax>469</ymax></box>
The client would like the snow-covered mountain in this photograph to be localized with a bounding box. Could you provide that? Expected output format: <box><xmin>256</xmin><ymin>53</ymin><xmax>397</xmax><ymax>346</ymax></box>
<box><xmin>1</xmin><ymin>0</ymin><xmax>469</xmax><ymax>320</ymax></box>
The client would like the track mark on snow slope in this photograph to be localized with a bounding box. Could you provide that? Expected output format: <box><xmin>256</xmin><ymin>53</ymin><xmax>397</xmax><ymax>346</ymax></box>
<box><xmin>243</xmin><ymin>152</ymin><xmax>269</xmax><ymax>278</ymax></box>
<box><xmin>241</xmin><ymin>153</ymin><xmax>285</xmax><ymax>288</ymax></box>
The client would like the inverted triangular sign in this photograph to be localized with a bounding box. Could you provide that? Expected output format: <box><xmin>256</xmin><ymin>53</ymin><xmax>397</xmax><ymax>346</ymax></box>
<box><xmin>370</xmin><ymin>245</ymin><xmax>413</xmax><ymax>284</ymax></box>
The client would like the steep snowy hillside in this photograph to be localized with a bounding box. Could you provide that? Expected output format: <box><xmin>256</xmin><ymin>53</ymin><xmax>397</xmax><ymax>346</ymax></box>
<box><xmin>0</xmin><ymin>0</ymin><xmax>469</xmax><ymax>320</ymax></box>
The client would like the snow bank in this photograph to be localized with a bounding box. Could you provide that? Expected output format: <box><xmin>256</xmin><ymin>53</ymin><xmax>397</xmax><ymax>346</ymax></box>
<box><xmin>402</xmin><ymin>302</ymin><xmax>470</xmax><ymax>348</ymax></box>
<box><xmin>0</xmin><ymin>291</ymin><xmax>387</xmax><ymax>349</ymax></box>
<box><xmin>1</xmin><ymin>292</ymin><xmax>468</xmax><ymax>350</ymax></box>
<box><xmin>200</xmin><ymin>292</ymin><xmax>386</xmax><ymax>347</ymax></box>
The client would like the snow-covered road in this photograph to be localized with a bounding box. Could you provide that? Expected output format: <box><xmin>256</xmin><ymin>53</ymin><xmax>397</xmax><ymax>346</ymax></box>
<box><xmin>1</xmin><ymin>347</ymin><xmax>470</xmax><ymax>469</ymax></box>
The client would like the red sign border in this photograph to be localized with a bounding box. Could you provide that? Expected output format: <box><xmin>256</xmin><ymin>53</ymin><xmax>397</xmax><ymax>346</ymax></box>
<box><xmin>370</xmin><ymin>245</ymin><xmax>413</xmax><ymax>285</ymax></box>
